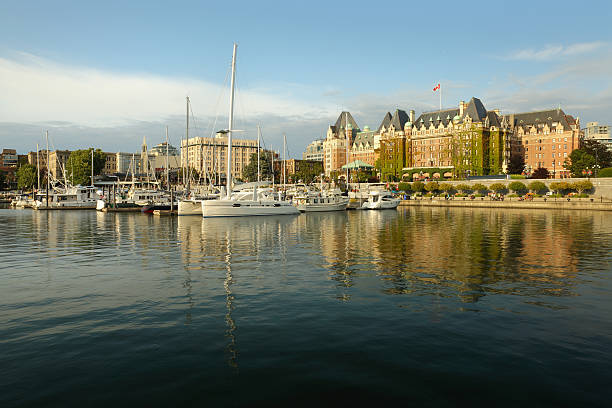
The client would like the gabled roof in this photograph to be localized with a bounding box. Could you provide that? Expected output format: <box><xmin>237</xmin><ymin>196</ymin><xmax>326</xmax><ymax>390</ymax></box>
<box><xmin>414</xmin><ymin>108</ymin><xmax>459</xmax><ymax>128</ymax></box>
<box><xmin>333</xmin><ymin>111</ymin><xmax>359</xmax><ymax>131</ymax></box>
<box><xmin>464</xmin><ymin>97</ymin><xmax>488</xmax><ymax>121</ymax></box>
<box><xmin>503</xmin><ymin>108</ymin><xmax>573</xmax><ymax>130</ymax></box>
<box><xmin>377</xmin><ymin>112</ymin><xmax>392</xmax><ymax>133</ymax></box>
<box><xmin>389</xmin><ymin>109</ymin><xmax>410</xmax><ymax>130</ymax></box>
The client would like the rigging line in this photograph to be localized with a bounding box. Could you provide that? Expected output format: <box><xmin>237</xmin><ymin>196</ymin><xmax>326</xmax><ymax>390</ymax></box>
<box><xmin>208</xmin><ymin>62</ymin><xmax>232</xmax><ymax>137</ymax></box>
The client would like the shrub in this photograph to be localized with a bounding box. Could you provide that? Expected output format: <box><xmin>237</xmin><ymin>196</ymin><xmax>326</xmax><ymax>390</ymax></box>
<box><xmin>424</xmin><ymin>181</ymin><xmax>439</xmax><ymax>192</ymax></box>
<box><xmin>455</xmin><ymin>183</ymin><xmax>471</xmax><ymax>193</ymax></box>
<box><xmin>531</xmin><ymin>167</ymin><xmax>550</xmax><ymax>179</ymax></box>
<box><xmin>572</xmin><ymin>180</ymin><xmax>593</xmax><ymax>195</ymax></box>
<box><xmin>472</xmin><ymin>183</ymin><xmax>488</xmax><ymax>194</ymax></box>
<box><xmin>508</xmin><ymin>181</ymin><xmax>527</xmax><ymax>193</ymax></box>
<box><xmin>398</xmin><ymin>182</ymin><xmax>411</xmax><ymax>192</ymax></box>
<box><xmin>489</xmin><ymin>183</ymin><xmax>507</xmax><ymax>193</ymax></box>
<box><xmin>439</xmin><ymin>183</ymin><xmax>454</xmax><ymax>194</ymax></box>
<box><xmin>510</xmin><ymin>174</ymin><xmax>526</xmax><ymax>179</ymax></box>
<box><xmin>528</xmin><ymin>181</ymin><xmax>547</xmax><ymax>194</ymax></box>
<box><xmin>411</xmin><ymin>181</ymin><xmax>425</xmax><ymax>193</ymax></box>
<box><xmin>598</xmin><ymin>167</ymin><xmax>612</xmax><ymax>178</ymax></box>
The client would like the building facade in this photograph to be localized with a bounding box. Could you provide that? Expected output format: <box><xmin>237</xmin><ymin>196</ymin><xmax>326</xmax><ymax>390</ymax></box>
<box><xmin>302</xmin><ymin>139</ymin><xmax>324</xmax><ymax>161</ymax></box>
<box><xmin>1</xmin><ymin>149</ymin><xmax>18</xmax><ymax>167</ymax></box>
<box><xmin>505</xmin><ymin>108</ymin><xmax>580</xmax><ymax>178</ymax></box>
<box><xmin>181</xmin><ymin>132</ymin><xmax>259</xmax><ymax>181</ymax></box>
<box><xmin>583</xmin><ymin>121</ymin><xmax>612</xmax><ymax>152</ymax></box>
<box><xmin>349</xmin><ymin>126</ymin><xmax>377</xmax><ymax>167</ymax></box>
<box><xmin>323</xmin><ymin>112</ymin><xmax>359</xmax><ymax>176</ymax></box>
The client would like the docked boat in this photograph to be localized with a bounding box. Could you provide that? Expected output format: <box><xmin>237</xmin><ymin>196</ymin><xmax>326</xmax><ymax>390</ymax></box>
<box><xmin>294</xmin><ymin>190</ymin><xmax>349</xmax><ymax>212</ymax></box>
<box><xmin>201</xmin><ymin>44</ymin><xmax>299</xmax><ymax>218</ymax></box>
<box><xmin>10</xmin><ymin>195</ymin><xmax>36</xmax><ymax>208</ymax></box>
<box><xmin>35</xmin><ymin>186</ymin><xmax>100</xmax><ymax>209</ymax></box>
<box><xmin>361</xmin><ymin>190</ymin><xmax>400</xmax><ymax>210</ymax></box>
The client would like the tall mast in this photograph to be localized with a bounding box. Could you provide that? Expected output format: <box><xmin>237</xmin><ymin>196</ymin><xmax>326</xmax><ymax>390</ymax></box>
<box><xmin>345</xmin><ymin>112</ymin><xmax>349</xmax><ymax>189</ymax></box>
<box><xmin>91</xmin><ymin>148</ymin><xmax>94</xmax><ymax>186</ymax></box>
<box><xmin>45</xmin><ymin>131</ymin><xmax>49</xmax><ymax>207</ymax></box>
<box><xmin>186</xmin><ymin>96</ymin><xmax>190</xmax><ymax>193</ymax></box>
<box><xmin>165</xmin><ymin>126</ymin><xmax>169</xmax><ymax>189</ymax></box>
<box><xmin>283</xmin><ymin>134</ymin><xmax>286</xmax><ymax>190</ymax></box>
<box><xmin>257</xmin><ymin>125</ymin><xmax>261</xmax><ymax>183</ymax></box>
<box><xmin>271</xmin><ymin>149</ymin><xmax>275</xmax><ymax>189</ymax></box>
<box><xmin>36</xmin><ymin>143</ymin><xmax>40</xmax><ymax>192</ymax></box>
<box><xmin>226</xmin><ymin>43</ymin><xmax>237</xmax><ymax>199</ymax></box>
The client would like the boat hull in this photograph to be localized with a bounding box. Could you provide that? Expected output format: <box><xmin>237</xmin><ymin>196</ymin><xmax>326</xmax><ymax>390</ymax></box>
<box><xmin>202</xmin><ymin>199</ymin><xmax>300</xmax><ymax>217</ymax></box>
<box><xmin>362</xmin><ymin>200</ymin><xmax>400</xmax><ymax>210</ymax></box>
<box><xmin>178</xmin><ymin>200</ymin><xmax>202</xmax><ymax>216</ymax></box>
<box><xmin>297</xmin><ymin>200</ymin><xmax>349</xmax><ymax>212</ymax></box>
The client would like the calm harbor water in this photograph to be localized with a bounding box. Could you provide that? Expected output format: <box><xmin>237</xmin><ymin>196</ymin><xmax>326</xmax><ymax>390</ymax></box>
<box><xmin>1</xmin><ymin>206</ymin><xmax>611</xmax><ymax>407</ymax></box>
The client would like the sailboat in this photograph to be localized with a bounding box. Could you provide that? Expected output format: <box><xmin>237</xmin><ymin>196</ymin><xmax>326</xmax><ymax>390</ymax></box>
<box><xmin>201</xmin><ymin>44</ymin><xmax>299</xmax><ymax>218</ymax></box>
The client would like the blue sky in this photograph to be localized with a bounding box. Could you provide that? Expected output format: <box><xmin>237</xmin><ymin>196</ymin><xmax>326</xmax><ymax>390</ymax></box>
<box><xmin>1</xmin><ymin>0</ymin><xmax>611</xmax><ymax>156</ymax></box>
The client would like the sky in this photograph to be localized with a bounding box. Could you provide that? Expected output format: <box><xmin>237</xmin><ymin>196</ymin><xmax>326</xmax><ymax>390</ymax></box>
<box><xmin>1</xmin><ymin>0</ymin><xmax>611</xmax><ymax>157</ymax></box>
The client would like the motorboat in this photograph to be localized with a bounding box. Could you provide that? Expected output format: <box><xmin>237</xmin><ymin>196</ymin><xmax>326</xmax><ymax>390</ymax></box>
<box><xmin>202</xmin><ymin>187</ymin><xmax>299</xmax><ymax>217</ymax></box>
<box><xmin>35</xmin><ymin>185</ymin><xmax>100</xmax><ymax>209</ymax></box>
<box><xmin>361</xmin><ymin>190</ymin><xmax>400</xmax><ymax>210</ymax></box>
<box><xmin>294</xmin><ymin>190</ymin><xmax>349</xmax><ymax>212</ymax></box>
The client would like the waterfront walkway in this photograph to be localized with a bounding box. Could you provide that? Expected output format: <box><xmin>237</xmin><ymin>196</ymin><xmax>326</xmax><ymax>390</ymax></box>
<box><xmin>398</xmin><ymin>197</ymin><xmax>612</xmax><ymax>211</ymax></box>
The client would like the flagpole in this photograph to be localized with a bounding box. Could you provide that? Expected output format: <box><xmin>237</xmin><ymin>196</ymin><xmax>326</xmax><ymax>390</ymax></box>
<box><xmin>440</xmin><ymin>83</ymin><xmax>442</xmax><ymax>111</ymax></box>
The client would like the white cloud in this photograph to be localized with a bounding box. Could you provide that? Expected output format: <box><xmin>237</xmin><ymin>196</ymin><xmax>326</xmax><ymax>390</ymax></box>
<box><xmin>0</xmin><ymin>52</ymin><xmax>336</xmax><ymax>127</ymax></box>
<box><xmin>502</xmin><ymin>42</ymin><xmax>606</xmax><ymax>61</ymax></box>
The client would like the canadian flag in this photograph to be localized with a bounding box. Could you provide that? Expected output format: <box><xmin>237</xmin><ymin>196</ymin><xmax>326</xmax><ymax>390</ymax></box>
<box><xmin>433</xmin><ymin>83</ymin><xmax>441</xmax><ymax>92</ymax></box>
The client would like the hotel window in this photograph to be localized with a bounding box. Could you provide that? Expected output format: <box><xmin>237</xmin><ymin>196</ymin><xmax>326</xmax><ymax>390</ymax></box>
<box><xmin>564</xmin><ymin>152</ymin><xmax>567</xmax><ymax>157</ymax></box>
<box><xmin>564</xmin><ymin>144</ymin><xmax>567</xmax><ymax>149</ymax></box>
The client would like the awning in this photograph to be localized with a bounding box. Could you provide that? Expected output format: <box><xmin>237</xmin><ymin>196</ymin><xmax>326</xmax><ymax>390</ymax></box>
<box><xmin>341</xmin><ymin>160</ymin><xmax>374</xmax><ymax>170</ymax></box>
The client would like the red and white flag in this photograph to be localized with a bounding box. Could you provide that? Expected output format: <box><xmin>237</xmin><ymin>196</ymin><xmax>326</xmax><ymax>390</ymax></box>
<box><xmin>433</xmin><ymin>83</ymin><xmax>440</xmax><ymax>92</ymax></box>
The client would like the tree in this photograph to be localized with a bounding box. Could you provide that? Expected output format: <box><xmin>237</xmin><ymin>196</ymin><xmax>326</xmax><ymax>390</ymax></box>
<box><xmin>17</xmin><ymin>163</ymin><xmax>37</xmax><ymax>190</ymax></box>
<box><xmin>455</xmin><ymin>183</ymin><xmax>471</xmax><ymax>193</ymax></box>
<box><xmin>598</xmin><ymin>167</ymin><xmax>612</xmax><ymax>178</ymax></box>
<box><xmin>0</xmin><ymin>170</ymin><xmax>5</xmax><ymax>190</ymax></box>
<box><xmin>581</xmin><ymin>139</ymin><xmax>612</xmax><ymax>168</ymax></box>
<box><xmin>398</xmin><ymin>182</ymin><xmax>411</xmax><ymax>192</ymax></box>
<box><xmin>489</xmin><ymin>183</ymin><xmax>507</xmax><ymax>193</ymax></box>
<box><xmin>472</xmin><ymin>183</ymin><xmax>487</xmax><ymax>194</ymax></box>
<box><xmin>241</xmin><ymin>153</ymin><xmax>273</xmax><ymax>183</ymax></box>
<box><xmin>508</xmin><ymin>181</ymin><xmax>527</xmax><ymax>194</ymax></box>
<box><xmin>564</xmin><ymin>149</ymin><xmax>595</xmax><ymax>177</ymax></box>
<box><xmin>531</xmin><ymin>167</ymin><xmax>549</xmax><ymax>179</ymax></box>
<box><xmin>572</xmin><ymin>180</ymin><xmax>593</xmax><ymax>195</ymax></box>
<box><xmin>411</xmin><ymin>181</ymin><xmax>424</xmax><ymax>193</ymax></box>
<box><xmin>528</xmin><ymin>181</ymin><xmax>547</xmax><ymax>194</ymax></box>
<box><xmin>65</xmin><ymin>149</ymin><xmax>106</xmax><ymax>185</ymax></box>
<box><xmin>507</xmin><ymin>153</ymin><xmax>525</xmax><ymax>174</ymax></box>
<box><xmin>424</xmin><ymin>181</ymin><xmax>439</xmax><ymax>193</ymax></box>
<box><xmin>439</xmin><ymin>183</ymin><xmax>454</xmax><ymax>194</ymax></box>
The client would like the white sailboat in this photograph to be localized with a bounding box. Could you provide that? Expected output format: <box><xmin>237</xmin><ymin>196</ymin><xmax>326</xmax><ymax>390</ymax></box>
<box><xmin>202</xmin><ymin>44</ymin><xmax>299</xmax><ymax>218</ymax></box>
<box><xmin>293</xmin><ymin>175</ymin><xmax>348</xmax><ymax>212</ymax></box>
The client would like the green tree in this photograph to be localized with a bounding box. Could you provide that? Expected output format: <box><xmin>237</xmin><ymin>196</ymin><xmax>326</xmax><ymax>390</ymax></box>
<box><xmin>398</xmin><ymin>182</ymin><xmax>411</xmax><ymax>192</ymax></box>
<box><xmin>455</xmin><ymin>183</ymin><xmax>471</xmax><ymax>193</ymax></box>
<box><xmin>439</xmin><ymin>183</ymin><xmax>454</xmax><ymax>194</ymax></box>
<box><xmin>411</xmin><ymin>181</ymin><xmax>424</xmax><ymax>193</ymax></box>
<box><xmin>17</xmin><ymin>163</ymin><xmax>37</xmax><ymax>190</ymax></box>
<box><xmin>581</xmin><ymin>139</ymin><xmax>612</xmax><ymax>168</ymax></box>
<box><xmin>531</xmin><ymin>167</ymin><xmax>550</xmax><ymax>179</ymax></box>
<box><xmin>528</xmin><ymin>181</ymin><xmax>547</xmax><ymax>194</ymax></box>
<box><xmin>572</xmin><ymin>180</ymin><xmax>593</xmax><ymax>195</ymax></box>
<box><xmin>424</xmin><ymin>181</ymin><xmax>439</xmax><ymax>193</ymax></box>
<box><xmin>564</xmin><ymin>149</ymin><xmax>596</xmax><ymax>177</ymax></box>
<box><xmin>65</xmin><ymin>149</ymin><xmax>106</xmax><ymax>185</ymax></box>
<box><xmin>489</xmin><ymin>183</ymin><xmax>506</xmax><ymax>193</ymax></box>
<box><xmin>598</xmin><ymin>167</ymin><xmax>612</xmax><ymax>178</ymax></box>
<box><xmin>472</xmin><ymin>183</ymin><xmax>488</xmax><ymax>194</ymax></box>
<box><xmin>507</xmin><ymin>154</ymin><xmax>525</xmax><ymax>174</ymax></box>
<box><xmin>508</xmin><ymin>181</ymin><xmax>527</xmax><ymax>194</ymax></box>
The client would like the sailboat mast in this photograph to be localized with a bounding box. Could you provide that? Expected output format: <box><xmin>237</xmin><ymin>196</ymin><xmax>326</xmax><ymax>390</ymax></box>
<box><xmin>36</xmin><ymin>143</ymin><xmax>40</xmax><ymax>192</ymax></box>
<box><xmin>186</xmin><ymin>96</ymin><xmax>190</xmax><ymax>193</ymax></box>
<box><xmin>271</xmin><ymin>149</ymin><xmax>275</xmax><ymax>189</ymax></box>
<box><xmin>283</xmin><ymin>134</ymin><xmax>286</xmax><ymax>190</ymax></box>
<box><xmin>226</xmin><ymin>43</ymin><xmax>237</xmax><ymax>199</ymax></box>
<box><xmin>165</xmin><ymin>126</ymin><xmax>169</xmax><ymax>189</ymax></box>
<box><xmin>45</xmin><ymin>131</ymin><xmax>49</xmax><ymax>207</ymax></box>
<box><xmin>91</xmin><ymin>148</ymin><xmax>94</xmax><ymax>187</ymax></box>
<box><xmin>345</xmin><ymin>112</ymin><xmax>349</xmax><ymax>189</ymax></box>
<box><xmin>257</xmin><ymin>125</ymin><xmax>261</xmax><ymax>183</ymax></box>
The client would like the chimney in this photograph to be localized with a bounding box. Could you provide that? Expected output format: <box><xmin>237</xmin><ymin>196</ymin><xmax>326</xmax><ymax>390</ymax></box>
<box><xmin>409</xmin><ymin>110</ymin><xmax>415</xmax><ymax>122</ymax></box>
<box><xmin>459</xmin><ymin>101</ymin><xmax>465</xmax><ymax>116</ymax></box>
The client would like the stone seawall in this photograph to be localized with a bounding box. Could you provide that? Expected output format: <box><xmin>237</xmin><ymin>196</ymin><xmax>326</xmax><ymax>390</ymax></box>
<box><xmin>398</xmin><ymin>197</ymin><xmax>612</xmax><ymax>211</ymax></box>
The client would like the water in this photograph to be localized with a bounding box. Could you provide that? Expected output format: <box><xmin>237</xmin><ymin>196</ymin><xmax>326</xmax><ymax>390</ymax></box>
<box><xmin>1</xmin><ymin>206</ymin><xmax>611</xmax><ymax>407</ymax></box>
